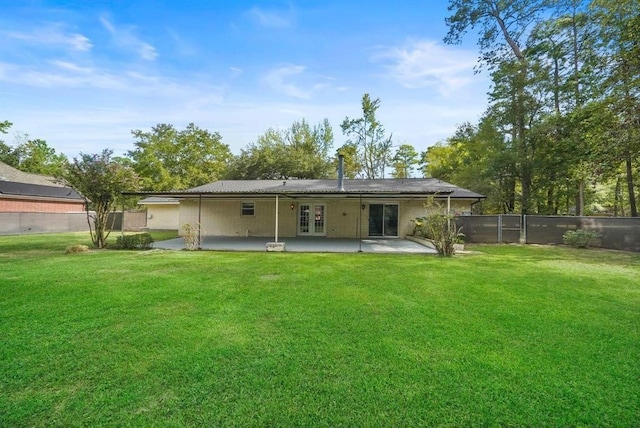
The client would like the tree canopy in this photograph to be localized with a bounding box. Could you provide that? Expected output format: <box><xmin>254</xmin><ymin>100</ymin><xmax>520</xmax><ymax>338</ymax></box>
<box><xmin>63</xmin><ymin>149</ymin><xmax>139</xmax><ymax>248</ymax></box>
<box><xmin>128</xmin><ymin>123</ymin><xmax>232</xmax><ymax>191</ymax></box>
<box><xmin>227</xmin><ymin>119</ymin><xmax>334</xmax><ymax>180</ymax></box>
<box><xmin>340</xmin><ymin>93</ymin><xmax>393</xmax><ymax>179</ymax></box>
<box><xmin>437</xmin><ymin>0</ymin><xmax>640</xmax><ymax>216</ymax></box>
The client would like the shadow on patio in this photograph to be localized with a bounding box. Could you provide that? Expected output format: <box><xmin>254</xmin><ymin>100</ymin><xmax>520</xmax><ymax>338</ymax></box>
<box><xmin>153</xmin><ymin>236</ymin><xmax>437</xmax><ymax>254</ymax></box>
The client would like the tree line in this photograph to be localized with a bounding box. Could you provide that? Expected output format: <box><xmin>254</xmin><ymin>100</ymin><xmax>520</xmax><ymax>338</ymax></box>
<box><xmin>427</xmin><ymin>0</ymin><xmax>639</xmax><ymax>216</ymax></box>
<box><xmin>1</xmin><ymin>92</ymin><xmax>425</xmax><ymax>192</ymax></box>
<box><xmin>2</xmin><ymin>0</ymin><xmax>637</xmax><ymax>218</ymax></box>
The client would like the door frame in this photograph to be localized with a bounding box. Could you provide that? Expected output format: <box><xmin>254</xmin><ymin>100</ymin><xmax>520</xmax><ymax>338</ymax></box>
<box><xmin>368</xmin><ymin>202</ymin><xmax>399</xmax><ymax>237</ymax></box>
<box><xmin>297</xmin><ymin>202</ymin><xmax>327</xmax><ymax>236</ymax></box>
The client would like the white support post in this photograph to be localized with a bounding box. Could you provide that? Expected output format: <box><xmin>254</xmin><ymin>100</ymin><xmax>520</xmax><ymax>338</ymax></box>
<box><xmin>275</xmin><ymin>194</ymin><xmax>279</xmax><ymax>243</ymax></box>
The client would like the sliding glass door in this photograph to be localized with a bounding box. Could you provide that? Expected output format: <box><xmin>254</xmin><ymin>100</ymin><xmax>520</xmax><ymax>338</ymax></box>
<box><xmin>368</xmin><ymin>203</ymin><xmax>398</xmax><ymax>237</ymax></box>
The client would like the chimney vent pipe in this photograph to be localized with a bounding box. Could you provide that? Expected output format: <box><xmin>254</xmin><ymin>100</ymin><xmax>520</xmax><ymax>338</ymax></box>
<box><xmin>338</xmin><ymin>154</ymin><xmax>345</xmax><ymax>191</ymax></box>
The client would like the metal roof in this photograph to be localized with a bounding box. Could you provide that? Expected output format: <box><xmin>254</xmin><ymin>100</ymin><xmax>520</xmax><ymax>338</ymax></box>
<box><xmin>128</xmin><ymin>178</ymin><xmax>485</xmax><ymax>199</ymax></box>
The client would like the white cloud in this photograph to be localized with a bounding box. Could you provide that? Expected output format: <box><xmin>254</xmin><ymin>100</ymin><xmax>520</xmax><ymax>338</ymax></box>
<box><xmin>372</xmin><ymin>39</ymin><xmax>478</xmax><ymax>95</ymax></box>
<box><xmin>264</xmin><ymin>65</ymin><xmax>311</xmax><ymax>99</ymax></box>
<box><xmin>100</xmin><ymin>16</ymin><xmax>158</xmax><ymax>61</ymax></box>
<box><xmin>247</xmin><ymin>6</ymin><xmax>293</xmax><ymax>28</ymax></box>
<box><xmin>263</xmin><ymin>65</ymin><xmax>337</xmax><ymax>99</ymax></box>
<box><xmin>5</xmin><ymin>25</ymin><xmax>92</xmax><ymax>52</ymax></box>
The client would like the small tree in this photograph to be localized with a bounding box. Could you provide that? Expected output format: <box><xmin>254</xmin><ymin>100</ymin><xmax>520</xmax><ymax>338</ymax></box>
<box><xmin>63</xmin><ymin>149</ymin><xmax>139</xmax><ymax>248</ymax></box>
<box><xmin>414</xmin><ymin>197</ymin><xmax>464</xmax><ymax>256</ymax></box>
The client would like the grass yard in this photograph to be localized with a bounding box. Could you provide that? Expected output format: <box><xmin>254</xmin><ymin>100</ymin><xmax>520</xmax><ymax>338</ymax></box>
<box><xmin>1</xmin><ymin>233</ymin><xmax>639</xmax><ymax>426</ymax></box>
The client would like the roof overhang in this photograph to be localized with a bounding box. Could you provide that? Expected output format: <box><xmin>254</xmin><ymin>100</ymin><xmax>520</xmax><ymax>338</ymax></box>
<box><xmin>124</xmin><ymin>190</ymin><xmax>460</xmax><ymax>200</ymax></box>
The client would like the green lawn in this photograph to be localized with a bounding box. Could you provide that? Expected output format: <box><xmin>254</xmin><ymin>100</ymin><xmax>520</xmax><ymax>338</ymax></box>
<box><xmin>1</xmin><ymin>234</ymin><xmax>639</xmax><ymax>426</ymax></box>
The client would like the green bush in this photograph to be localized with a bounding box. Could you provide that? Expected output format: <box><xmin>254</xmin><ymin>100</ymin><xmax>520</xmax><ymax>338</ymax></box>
<box><xmin>563</xmin><ymin>229</ymin><xmax>600</xmax><ymax>248</ymax></box>
<box><xmin>115</xmin><ymin>233</ymin><xmax>154</xmax><ymax>250</ymax></box>
<box><xmin>413</xmin><ymin>214</ymin><xmax>464</xmax><ymax>256</ymax></box>
<box><xmin>65</xmin><ymin>244</ymin><xmax>89</xmax><ymax>254</ymax></box>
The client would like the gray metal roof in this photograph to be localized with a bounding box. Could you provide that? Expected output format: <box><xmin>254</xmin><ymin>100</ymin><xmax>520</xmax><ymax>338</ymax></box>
<box><xmin>133</xmin><ymin>178</ymin><xmax>484</xmax><ymax>199</ymax></box>
<box><xmin>138</xmin><ymin>196</ymin><xmax>180</xmax><ymax>204</ymax></box>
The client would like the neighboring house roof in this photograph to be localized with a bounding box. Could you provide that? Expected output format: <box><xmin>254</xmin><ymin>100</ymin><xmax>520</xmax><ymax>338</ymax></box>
<box><xmin>0</xmin><ymin>181</ymin><xmax>84</xmax><ymax>200</ymax></box>
<box><xmin>0</xmin><ymin>161</ymin><xmax>83</xmax><ymax>201</ymax></box>
<box><xmin>132</xmin><ymin>179</ymin><xmax>485</xmax><ymax>200</ymax></box>
<box><xmin>0</xmin><ymin>161</ymin><xmax>64</xmax><ymax>187</ymax></box>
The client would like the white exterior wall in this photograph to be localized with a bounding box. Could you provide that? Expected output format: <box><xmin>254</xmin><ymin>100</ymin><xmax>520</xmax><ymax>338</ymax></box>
<box><xmin>179</xmin><ymin>197</ymin><xmax>475</xmax><ymax>238</ymax></box>
<box><xmin>180</xmin><ymin>198</ymin><xmax>297</xmax><ymax>237</ymax></box>
<box><xmin>146</xmin><ymin>205</ymin><xmax>179</xmax><ymax>230</ymax></box>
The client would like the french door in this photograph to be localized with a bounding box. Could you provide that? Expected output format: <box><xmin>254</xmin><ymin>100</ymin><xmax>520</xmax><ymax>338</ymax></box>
<box><xmin>298</xmin><ymin>203</ymin><xmax>326</xmax><ymax>236</ymax></box>
<box><xmin>368</xmin><ymin>203</ymin><xmax>398</xmax><ymax>237</ymax></box>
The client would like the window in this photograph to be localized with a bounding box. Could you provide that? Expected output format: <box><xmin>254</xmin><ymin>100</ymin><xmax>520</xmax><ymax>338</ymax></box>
<box><xmin>241</xmin><ymin>202</ymin><xmax>255</xmax><ymax>216</ymax></box>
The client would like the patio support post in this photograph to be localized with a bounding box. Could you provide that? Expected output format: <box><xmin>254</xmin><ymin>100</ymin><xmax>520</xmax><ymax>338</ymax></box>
<box><xmin>358</xmin><ymin>193</ymin><xmax>363</xmax><ymax>252</ymax></box>
<box><xmin>198</xmin><ymin>195</ymin><xmax>202</xmax><ymax>249</ymax></box>
<box><xmin>275</xmin><ymin>194</ymin><xmax>279</xmax><ymax>242</ymax></box>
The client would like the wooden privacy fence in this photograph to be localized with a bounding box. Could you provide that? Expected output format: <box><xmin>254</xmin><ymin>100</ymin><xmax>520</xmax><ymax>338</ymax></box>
<box><xmin>106</xmin><ymin>211</ymin><xmax>148</xmax><ymax>232</ymax></box>
<box><xmin>456</xmin><ymin>215</ymin><xmax>640</xmax><ymax>253</ymax></box>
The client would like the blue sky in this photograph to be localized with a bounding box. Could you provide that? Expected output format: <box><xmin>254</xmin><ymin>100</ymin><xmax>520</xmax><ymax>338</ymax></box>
<box><xmin>1</xmin><ymin>0</ymin><xmax>490</xmax><ymax>158</ymax></box>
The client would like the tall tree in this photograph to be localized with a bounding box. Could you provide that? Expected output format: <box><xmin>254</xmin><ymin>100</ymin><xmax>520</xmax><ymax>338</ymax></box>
<box><xmin>341</xmin><ymin>93</ymin><xmax>393</xmax><ymax>179</ymax></box>
<box><xmin>391</xmin><ymin>144</ymin><xmax>419</xmax><ymax>178</ymax></box>
<box><xmin>128</xmin><ymin>123</ymin><xmax>232</xmax><ymax>191</ymax></box>
<box><xmin>227</xmin><ymin>119</ymin><xmax>334</xmax><ymax>180</ymax></box>
<box><xmin>590</xmin><ymin>0</ymin><xmax>640</xmax><ymax>216</ymax></box>
<box><xmin>14</xmin><ymin>138</ymin><xmax>68</xmax><ymax>177</ymax></box>
<box><xmin>445</xmin><ymin>0</ymin><xmax>554</xmax><ymax>214</ymax></box>
<box><xmin>0</xmin><ymin>121</ymin><xmax>18</xmax><ymax>167</ymax></box>
<box><xmin>63</xmin><ymin>149</ymin><xmax>139</xmax><ymax>249</ymax></box>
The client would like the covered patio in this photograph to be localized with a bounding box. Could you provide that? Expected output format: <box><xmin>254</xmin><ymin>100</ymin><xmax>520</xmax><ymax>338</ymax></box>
<box><xmin>153</xmin><ymin>236</ymin><xmax>437</xmax><ymax>254</ymax></box>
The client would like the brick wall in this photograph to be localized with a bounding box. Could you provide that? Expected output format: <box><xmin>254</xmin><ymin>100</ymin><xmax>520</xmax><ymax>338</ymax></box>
<box><xmin>0</xmin><ymin>198</ymin><xmax>85</xmax><ymax>213</ymax></box>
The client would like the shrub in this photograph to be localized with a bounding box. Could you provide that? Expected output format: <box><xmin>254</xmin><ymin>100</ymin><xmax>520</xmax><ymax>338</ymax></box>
<box><xmin>563</xmin><ymin>229</ymin><xmax>600</xmax><ymax>248</ymax></box>
<box><xmin>181</xmin><ymin>223</ymin><xmax>201</xmax><ymax>250</ymax></box>
<box><xmin>414</xmin><ymin>214</ymin><xmax>464</xmax><ymax>256</ymax></box>
<box><xmin>115</xmin><ymin>233</ymin><xmax>154</xmax><ymax>250</ymax></box>
<box><xmin>65</xmin><ymin>244</ymin><xmax>89</xmax><ymax>254</ymax></box>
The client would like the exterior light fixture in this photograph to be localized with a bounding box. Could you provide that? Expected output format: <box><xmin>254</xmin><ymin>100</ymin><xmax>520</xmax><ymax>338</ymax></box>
<box><xmin>290</xmin><ymin>203</ymin><xmax>295</xmax><ymax>210</ymax></box>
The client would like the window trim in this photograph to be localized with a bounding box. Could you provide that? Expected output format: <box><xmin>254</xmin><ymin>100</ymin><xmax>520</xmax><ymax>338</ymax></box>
<box><xmin>241</xmin><ymin>201</ymin><xmax>255</xmax><ymax>216</ymax></box>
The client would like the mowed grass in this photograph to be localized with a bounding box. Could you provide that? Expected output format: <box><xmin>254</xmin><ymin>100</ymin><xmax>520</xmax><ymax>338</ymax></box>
<box><xmin>1</xmin><ymin>234</ymin><xmax>639</xmax><ymax>426</ymax></box>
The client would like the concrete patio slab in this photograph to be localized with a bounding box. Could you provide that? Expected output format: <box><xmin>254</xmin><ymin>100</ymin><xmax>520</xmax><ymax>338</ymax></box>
<box><xmin>153</xmin><ymin>236</ymin><xmax>437</xmax><ymax>254</ymax></box>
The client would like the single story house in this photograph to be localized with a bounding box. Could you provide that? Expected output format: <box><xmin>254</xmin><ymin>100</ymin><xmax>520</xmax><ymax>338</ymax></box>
<box><xmin>0</xmin><ymin>161</ymin><xmax>84</xmax><ymax>213</ymax></box>
<box><xmin>137</xmin><ymin>196</ymin><xmax>180</xmax><ymax>230</ymax></box>
<box><xmin>136</xmin><ymin>173</ymin><xmax>484</xmax><ymax>240</ymax></box>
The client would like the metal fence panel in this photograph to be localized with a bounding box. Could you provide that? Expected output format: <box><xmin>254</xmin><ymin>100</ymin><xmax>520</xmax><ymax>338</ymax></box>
<box><xmin>456</xmin><ymin>216</ymin><xmax>499</xmax><ymax>243</ymax></box>
<box><xmin>580</xmin><ymin>217</ymin><xmax>640</xmax><ymax>253</ymax></box>
<box><xmin>501</xmin><ymin>215</ymin><xmax>521</xmax><ymax>243</ymax></box>
<box><xmin>526</xmin><ymin>216</ymin><xmax>580</xmax><ymax>244</ymax></box>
